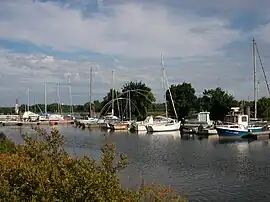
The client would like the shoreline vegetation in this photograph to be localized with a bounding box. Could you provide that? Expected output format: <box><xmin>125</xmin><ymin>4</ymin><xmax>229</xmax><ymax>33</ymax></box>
<box><xmin>0</xmin><ymin>127</ymin><xmax>187</xmax><ymax>201</ymax></box>
<box><xmin>0</xmin><ymin>81</ymin><xmax>268</xmax><ymax>121</ymax></box>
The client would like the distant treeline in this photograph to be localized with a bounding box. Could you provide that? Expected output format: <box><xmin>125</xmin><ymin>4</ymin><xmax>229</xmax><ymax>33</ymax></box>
<box><xmin>1</xmin><ymin>81</ymin><xmax>270</xmax><ymax>121</ymax></box>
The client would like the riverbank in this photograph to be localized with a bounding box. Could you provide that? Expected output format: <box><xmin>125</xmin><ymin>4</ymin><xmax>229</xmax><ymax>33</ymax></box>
<box><xmin>0</xmin><ymin>128</ymin><xmax>187</xmax><ymax>201</ymax></box>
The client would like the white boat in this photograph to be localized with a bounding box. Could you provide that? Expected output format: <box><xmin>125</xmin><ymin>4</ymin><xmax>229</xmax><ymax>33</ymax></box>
<box><xmin>146</xmin><ymin>54</ymin><xmax>181</xmax><ymax>132</ymax></box>
<box><xmin>77</xmin><ymin>117</ymin><xmax>99</xmax><ymax>125</ymax></box>
<box><xmin>216</xmin><ymin>107</ymin><xmax>263</xmax><ymax>138</ymax></box>
<box><xmin>22</xmin><ymin>111</ymin><xmax>39</xmax><ymax>122</ymax></box>
<box><xmin>196</xmin><ymin>112</ymin><xmax>217</xmax><ymax>135</ymax></box>
<box><xmin>48</xmin><ymin>114</ymin><xmax>63</xmax><ymax>121</ymax></box>
<box><xmin>146</xmin><ymin>118</ymin><xmax>181</xmax><ymax>132</ymax></box>
<box><xmin>99</xmin><ymin>114</ymin><xmax>119</xmax><ymax>129</ymax></box>
<box><xmin>131</xmin><ymin>115</ymin><xmax>154</xmax><ymax>131</ymax></box>
<box><xmin>132</xmin><ymin>115</ymin><xmax>176</xmax><ymax>131</ymax></box>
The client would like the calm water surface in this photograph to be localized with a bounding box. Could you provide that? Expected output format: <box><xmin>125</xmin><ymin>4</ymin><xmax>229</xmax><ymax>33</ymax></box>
<box><xmin>3</xmin><ymin>125</ymin><xmax>270</xmax><ymax>202</ymax></box>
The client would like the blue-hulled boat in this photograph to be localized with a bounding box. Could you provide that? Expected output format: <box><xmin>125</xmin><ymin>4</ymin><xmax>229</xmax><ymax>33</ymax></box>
<box><xmin>216</xmin><ymin>107</ymin><xmax>263</xmax><ymax>138</ymax></box>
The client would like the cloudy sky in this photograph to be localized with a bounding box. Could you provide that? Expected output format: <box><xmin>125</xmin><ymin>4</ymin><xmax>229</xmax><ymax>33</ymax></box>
<box><xmin>0</xmin><ymin>0</ymin><xmax>270</xmax><ymax>106</ymax></box>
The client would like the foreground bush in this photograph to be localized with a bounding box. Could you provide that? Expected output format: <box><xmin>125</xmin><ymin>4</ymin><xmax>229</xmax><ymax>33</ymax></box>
<box><xmin>0</xmin><ymin>127</ymin><xmax>187</xmax><ymax>202</ymax></box>
<box><xmin>0</xmin><ymin>132</ymin><xmax>16</xmax><ymax>155</ymax></box>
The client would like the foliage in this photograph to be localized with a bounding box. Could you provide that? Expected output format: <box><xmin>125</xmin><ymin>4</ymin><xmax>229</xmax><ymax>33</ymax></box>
<box><xmin>121</xmin><ymin>81</ymin><xmax>155</xmax><ymax>120</ymax></box>
<box><xmin>0</xmin><ymin>132</ymin><xmax>16</xmax><ymax>154</ymax></box>
<box><xmin>100</xmin><ymin>89</ymin><xmax>122</xmax><ymax>117</ymax></box>
<box><xmin>0</xmin><ymin>127</ymin><xmax>186</xmax><ymax>202</ymax></box>
<box><xmin>256</xmin><ymin>97</ymin><xmax>270</xmax><ymax>119</ymax></box>
<box><xmin>200</xmin><ymin>88</ymin><xmax>239</xmax><ymax>120</ymax></box>
<box><xmin>166</xmin><ymin>83</ymin><xmax>198</xmax><ymax>119</ymax></box>
<box><xmin>99</xmin><ymin>81</ymin><xmax>155</xmax><ymax>121</ymax></box>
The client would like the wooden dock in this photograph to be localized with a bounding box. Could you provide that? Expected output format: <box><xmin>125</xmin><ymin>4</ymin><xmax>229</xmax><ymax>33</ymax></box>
<box><xmin>243</xmin><ymin>131</ymin><xmax>270</xmax><ymax>140</ymax></box>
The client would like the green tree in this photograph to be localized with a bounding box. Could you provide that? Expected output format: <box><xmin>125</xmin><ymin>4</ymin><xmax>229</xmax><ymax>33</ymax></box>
<box><xmin>201</xmin><ymin>87</ymin><xmax>238</xmax><ymax>120</ymax></box>
<box><xmin>121</xmin><ymin>81</ymin><xmax>155</xmax><ymax>120</ymax></box>
<box><xmin>100</xmin><ymin>89</ymin><xmax>122</xmax><ymax>117</ymax></box>
<box><xmin>83</xmin><ymin>100</ymin><xmax>102</xmax><ymax>114</ymax></box>
<box><xmin>166</xmin><ymin>83</ymin><xmax>197</xmax><ymax>119</ymax></box>
<box><xmin>257</xmin><ymin>97</ymin><xmax>270</xmax><ymax>119</ymax></box>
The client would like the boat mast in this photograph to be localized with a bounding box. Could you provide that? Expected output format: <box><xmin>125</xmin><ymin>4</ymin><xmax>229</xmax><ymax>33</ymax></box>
<box><xmin>128</xmin><ymin>90</ymin><xmax>131</xmax><ymax>120</ymax></box>
<box><xmin>27</xmin><ymin>87</ymin><xmax>30</xmax><ymax>111</ymax></box>
<box><xmin>161</xmin><ymin>53</ymin><xmax>168</xmax><ymax>118</ymax></box>
<box><xmin>111</xmin><ymin>70</ymin><xmax>114</xmax><ymax>116</ymax></box>
<box><xmin>161</xmin><ymin>53</ymin><xmax>178</xmax><ymax>120</ymax></box>
<box><xmin>44</xmin><ymin>82</ymin><xmax>47</xmax><ymax>114</ymax></box>
<box><xmin>89</xmin><ymin>66</ymin><xmax>93</xmax><ymax>117</ymax></box>
<box><xmin>57</xmin><ymin>82</ymin><xmax>61</xmax><ymax>113</ymax></box>
<box><xmin>252</xmin><ymin>38</ymin><xmax>257</xmax><ymax>119</ymax></box>
<box><xmin>68</xmin><ymin>75</ymin><xmax>73</xmax><ymax>115</ymax></box>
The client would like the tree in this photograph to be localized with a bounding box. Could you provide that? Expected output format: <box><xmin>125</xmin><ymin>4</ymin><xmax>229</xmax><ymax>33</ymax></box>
<box><xmin>166</xmin><ymin>83</ymin><xmax>197</xmax><ymax>119</ymax></box>
<box><xmin>257</xmin><ymin>97</ymin><xmax>270</xmax><ymax>119</ymax></box>
<box><xmin>100</xmin><ymin>89</ymin><xmax>122</xmax><ymax>117</ymax></box>
<box><xmin>83</xmin><ymin>102</ymin><xmax>95</xmax><ymax>115</ymax></box>
<box><xmin>201</xmin><ymin>87</ymin><xmax>238</xmax><ymax>120</ymax></box>
<box><xmin>121</xmin><ymin>81</ymin><xmax>155</xmax><ymax>120</ymax></box>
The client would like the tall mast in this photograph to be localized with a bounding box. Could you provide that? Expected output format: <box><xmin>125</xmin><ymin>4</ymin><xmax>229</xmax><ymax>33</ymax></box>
<box><xmin>68</xmin><ymin>75</ymin><xmax>73</xmax><ymax>115</ymax></box>
<box><xmin>128</xmin><ymin>90</ymin><xmax>131</xmax><ymax>120</ymax></box>
<box><xmin>252</xmin><ymin>38</ymin><xmax>257</xmax><ymax>119</ymax></box>
<box><xmin>44</xmin><ymin>82</ymin><xmax>47</xmax><ymax>114</ymax></box>
<box><xmin>89</xmin><ymin>66</ymin><xmax>93</xmax><ymax>117</ymax></box>
<box><xmin>111</xmin><ymin>70</ymin><xmax>114</xmax><ymax>116</ymax></box>
<box><xmin>161</xmin><ymin>53</ymin><xmax>178</xmax><ymax>120</ymax></box>
<box><xmin>27</xmin><ymin>88</ymin><xmax>30</xmax><ymax>111</ymax></box>
<box><xmin>57</xmin><ymin>82</ymin><xmax>61</xmax><ymax>113</ymax></box>
<box><xmin>161</xmin><ymin>53</ymin><xmax>168</xmax><ymax>118</ymax></box>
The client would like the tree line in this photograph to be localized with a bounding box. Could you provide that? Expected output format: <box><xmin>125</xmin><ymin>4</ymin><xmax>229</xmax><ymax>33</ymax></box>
<box><xmin>1</xmin><ymin>81</ymin><xmax>269</xmax><ymax>121</ymax></box>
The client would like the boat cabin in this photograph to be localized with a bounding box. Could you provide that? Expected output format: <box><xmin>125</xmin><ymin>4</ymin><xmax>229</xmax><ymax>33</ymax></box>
<box><xmin>197</xmin><ymin>112</ymin><xmax>212</xmax><ymax>125</ymax></box>
<box><xmin>223</xmin><ymin>107</ymin><xmax>248</xmax><ymax>127</ymax></box>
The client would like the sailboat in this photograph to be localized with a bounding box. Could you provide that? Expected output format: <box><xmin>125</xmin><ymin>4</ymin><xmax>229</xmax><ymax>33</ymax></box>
<box><xmin>108</xmin><ymin>73</ymin><xmax>130</xmax><ymax>130</ymax></box>
<box><xmin>216</xmin><ymin>39</ymin><xmax>263</xmax><ymax>138</ymax></box>
<box><xmin>100</xmin><ymin>70</ymin><xmax>120</xmax><ymax>129</ymax></box>
<box><xmin>146</xmin><ymin>54</ymin><xmax>181</xmax><ymax>132</ymax></box>
<box><xmin>22</xmin><ymin>88</ymin><xmax>39</xmax><ymax>122</ymax></box>
<box><xmin>77</xmin><ymin>67</ymin><xmax>99</xmax><ymax>125</ymax></box>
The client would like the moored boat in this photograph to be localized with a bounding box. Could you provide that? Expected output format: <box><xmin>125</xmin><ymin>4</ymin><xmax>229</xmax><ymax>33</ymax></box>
<box><xmin>146</xmin><ymin>119</ymin><xmax>180</xmax><ymax>132</ymax></box>
<box><xmin>109</xmin><ymin>122</ymin><xmax>129</xmax><ymax>130</ymax></box>
<box><xmin>216</xmin><ymin>107</ymin><xmax>263</xmax><ymax>138</ymax></box>
<box><xmin>145</xmin><ymin>54</ymin><xmax>181</xmax><ymax>133</ymax></box>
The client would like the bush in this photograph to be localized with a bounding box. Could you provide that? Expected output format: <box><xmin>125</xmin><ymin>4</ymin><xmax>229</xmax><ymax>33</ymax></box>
<box><xmin>0</xmin><ymin>132</ymin><xmax>16</xmax><ymax>154</ymax></box>
<box><xmin>0</xmin><ymin>127</ymin><xmax>187</xmax><ymax>202</ymax></box>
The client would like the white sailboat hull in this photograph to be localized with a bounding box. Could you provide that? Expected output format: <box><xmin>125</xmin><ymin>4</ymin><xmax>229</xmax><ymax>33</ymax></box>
<box><xmin>146</xmin><ymin>121</ymin><xmax>181</xmax><ymax>132</ymax></box>
<box><xmin>136</xmin><ymin>124</ymin><xmax>147</xmax><ymax>131</ymax></box>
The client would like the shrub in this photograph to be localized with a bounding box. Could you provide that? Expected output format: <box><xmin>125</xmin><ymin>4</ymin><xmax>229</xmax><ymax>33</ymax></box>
<box><xmin>0</xmin><ymin>132</ymin><xmax>16</xmax><ymax>154</ymax></box>
<box><xmin>0</xmin><ymin>127</ymin><xmax>187</xmax><ymax>202</ymax></box>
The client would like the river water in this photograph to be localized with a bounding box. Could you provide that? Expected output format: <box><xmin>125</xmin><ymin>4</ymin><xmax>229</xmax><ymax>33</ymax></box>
<box><xmin>2</xmin><ymin>125</ymin><xmax>270</xmax><ymax>202</ymax></box>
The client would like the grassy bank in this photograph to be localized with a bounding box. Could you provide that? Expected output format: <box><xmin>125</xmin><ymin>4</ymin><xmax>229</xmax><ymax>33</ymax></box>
<box><xmin>0</xmin><ymin>128</ymin><xmax>187</xmax><ymax>202</ymax></box>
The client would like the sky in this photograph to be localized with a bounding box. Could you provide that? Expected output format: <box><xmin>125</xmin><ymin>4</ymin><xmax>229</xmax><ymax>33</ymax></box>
<box><xmin>1</xmin><ymin>0</ymin><xmax>270</xmax><ymax>106</ymax></box>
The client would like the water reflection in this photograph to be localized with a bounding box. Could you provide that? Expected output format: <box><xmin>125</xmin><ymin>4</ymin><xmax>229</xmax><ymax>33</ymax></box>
<box><xmin>148</xmin><ymin>130</ymin><xmax>181</xmax><ymax>139</ymax></box>
<box><xmin>2</xmin><ymin>126</ymin><xmax>270</xmax><ymax>201</ymax></box>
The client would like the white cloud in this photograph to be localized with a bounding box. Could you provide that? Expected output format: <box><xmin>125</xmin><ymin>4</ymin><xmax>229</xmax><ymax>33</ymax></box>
<box><xmin>1</xmin><ymin>1</ymin><xmax>270</xmax><ymax>106</ymax></box>
<box><xmin>1</xmin><ymin>48</ymin><xmax>270</xmax><ymax>106</ymax></box>
<box><xmin>256</xmin><ymin>23</ymin><xmax>270</xmax><ymax>44</ymax></box>
<box><xmin>0</xmin><ymin>1</ymin><xmax>241</xmax><ymax>58</ymax></box>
